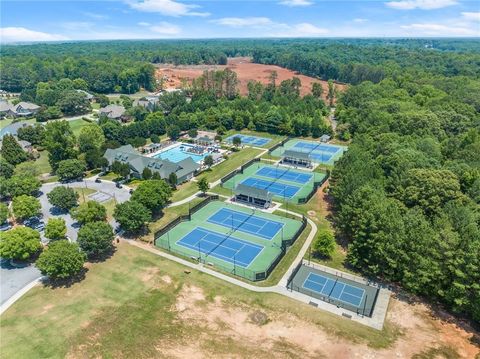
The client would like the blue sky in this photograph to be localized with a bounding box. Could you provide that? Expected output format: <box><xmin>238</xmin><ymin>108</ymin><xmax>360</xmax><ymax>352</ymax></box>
<box><xmin>1</xmin><ymin>0</ymin><xmax>479</xmax><ymax>42</ymax></box>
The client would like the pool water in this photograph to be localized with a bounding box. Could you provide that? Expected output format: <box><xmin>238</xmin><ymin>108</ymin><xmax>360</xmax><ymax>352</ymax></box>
<box><xmin>153</xmin><ymin>143</ymin><xmax>210</xmax><ymax>163</ymax></box>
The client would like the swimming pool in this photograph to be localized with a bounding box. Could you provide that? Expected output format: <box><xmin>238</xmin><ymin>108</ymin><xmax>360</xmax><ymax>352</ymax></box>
<box><xmin>153</xmin><ymin>143</ymin><xmax>211</xmax><ymax>163</ymax></box>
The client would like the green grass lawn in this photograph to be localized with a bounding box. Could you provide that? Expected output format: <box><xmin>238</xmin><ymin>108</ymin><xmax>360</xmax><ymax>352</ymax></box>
<box><xmin>140</xmin><ymin>198</ymin><xmax>204</xmax><ymax>243</ymax></box>
<box><xmin>68</xmin><ymin>118</ymin><xmax>91</xmax><ymax>137</ymax></box>
<box><xmin>0</xmin><ymin>242</ymin><xmax>400</xmax><ymax>358</ymax></box>
<box><xmin>74</xmin><ymin>187</ymin><xmax>97</xmax><ymax>203</ymax></box>
<box><xmin>170</xmin><ymin>180</ymin><xmax>199</xmax><ymax>202</ymax></box>
<box><xmin>33</xmin><ymin>150</ymin><xmax>52</xmax><ymax>175</ymax></box>
<box><xmin>197</xmin><ymin>147</ymin><xmax>264</xmax><ymax>183</ymax></box>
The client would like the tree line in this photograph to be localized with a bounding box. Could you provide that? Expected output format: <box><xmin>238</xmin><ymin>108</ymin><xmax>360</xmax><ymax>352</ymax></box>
<box><xmin>330</xmin><ymin>74</ymin><xmax>479</xmax><ymax>322</ymax></box>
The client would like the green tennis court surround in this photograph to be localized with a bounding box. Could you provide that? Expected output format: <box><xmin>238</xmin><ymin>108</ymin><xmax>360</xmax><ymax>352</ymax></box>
<box><xmin>155</xmin><ymin>199</ymin><xmax>305</xmax><ymax>281</ymax></box>
<box><xmin>221</xmin><ymin>162</ymin><xmax>327</xmax><ymax>204</ymax></box>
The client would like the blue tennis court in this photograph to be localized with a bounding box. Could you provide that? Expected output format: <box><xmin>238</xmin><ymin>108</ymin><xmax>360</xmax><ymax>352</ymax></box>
<box><xmin>302</xmin><ymin>272</ymin><xmax>365</xmax><ymax>307</ymax></box>
<box><xmin>255</xmin><ymin>166</ymin><xmax>312</xmax><ymax>184</ymax></box>
<box><xmin>176</xmin><ymin>227</ymin><xmax>263</xmax><ymax>268</ymax></box>
<box><xmin>241</xmin><ymin>177</ymin><xmax>300</xmax><ymax>198</ymax></box>
<box><xmin>207</xmin><ymin>208</ymin><xmax>283</xmax><ymax>240</ymax></box>
<box><xmin>225</xmin><ymin>134</ymin><xmax>271</xmax><ymax>147</ymax></box>
<box><xmin>294</xmin><ymin>141</ymin><xmax>341</xmax><ymax>154</ymax></box>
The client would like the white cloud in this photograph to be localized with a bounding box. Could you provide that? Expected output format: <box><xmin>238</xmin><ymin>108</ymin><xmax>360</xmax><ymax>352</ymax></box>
<box><xmin>149</xmin><ymin>22</ymin><xmax>181</xmax><ymax>35</ymax></box>
<box><xmin>138</xmin><ymin>22</ymin><xmax>151</xmax><ymax>26</ymax></box>
<box><xmin>126</xmin><ymin>0</ymin><xmax>209</xmax><ymax>17</ymax></box>
<box><xmin>401</xmin><ymin>23</ymin><xmax>477</xmax><ymax>35</ymax></box>
<box><xmin>353</xmin><ymin>18</ymin><xmax>368</xmax><ymax>23</ymax></box>
<box><xmin>462</xmin><ymin>12</ymin><xmax>480</xmax><ymax>22</ymax></box>
<box><xmin>278</xmin><ymin>0</ymin><xmax>313</xmax><ymax>7</ymax></box>
<box><xmin>385</xmin><ymin>0</ymin><xmax>457</xmax><ymax>10</ymax></box>
<box><xmin>293</xmin><ymin>23</ymin><xmax>328</xmax><ymax>35</ymax></box>
<box><xmin>211</xmin><ymin>17</ymin><xmax>274</xmax><ymax>28</ymax></box>
<box><xmin>0</xmin><ymin>27</ymin><xmax>68</xmax><ymax>43</ymax></box>
<box><xmin>82</xmin><ymin>12</ymin><xmax>109</xmax><ymax>20</ymax></box>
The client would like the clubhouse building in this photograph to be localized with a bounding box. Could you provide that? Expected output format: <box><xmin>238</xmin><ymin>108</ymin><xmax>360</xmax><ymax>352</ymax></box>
<box><xmin>103</xmin><ymin>145</ymin><xmax>200</xmax><ymax>184</ymax></box>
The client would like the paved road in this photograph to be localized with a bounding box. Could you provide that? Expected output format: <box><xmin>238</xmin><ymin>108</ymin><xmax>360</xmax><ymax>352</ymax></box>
<box><xmin>0</xmin><ymin>259</ymin><xmax>41</xmax><ymax>306</ymax></box>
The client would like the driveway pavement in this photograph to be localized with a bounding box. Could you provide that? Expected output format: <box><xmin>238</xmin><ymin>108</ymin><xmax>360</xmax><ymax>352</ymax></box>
<box><xmin>0</xmin><ymin>259</ymin><xmax>41</xmax><ymax>306</ymax></box>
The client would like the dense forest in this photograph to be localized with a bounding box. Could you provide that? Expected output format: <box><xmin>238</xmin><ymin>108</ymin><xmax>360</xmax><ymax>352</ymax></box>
<box><xmin>1</xmin><ymin>38</ymin><xmax>479</xmax><ymax>322</ymax></box>
<box><xmin>2</xmin><ymin>38</ymin><xmax>479</xmax><ymax>93</ymax></box>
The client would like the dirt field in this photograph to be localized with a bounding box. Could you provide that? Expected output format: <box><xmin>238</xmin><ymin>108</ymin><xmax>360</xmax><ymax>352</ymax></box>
<box><xmin>155</xmin><ymin>57</ymin><xmax>347</xmax><ymax>100</ymax></box>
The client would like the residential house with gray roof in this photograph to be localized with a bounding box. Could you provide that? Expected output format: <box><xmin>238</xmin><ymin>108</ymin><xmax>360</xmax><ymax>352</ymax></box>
<box><xmin>98</xmin><ymin>104</ymin><xmax>128</xmax><ymax>122</ymax></box>
<box><xmin>133</xmin><ymin>96</ymin><xmax>160</xmax><ymax>112</ymax></box>
<box><xmin>9</xmin><ymin>102</ymin><xmax>40</xmax><ymax>117</ymax></box>
<box><xmin>103</xmin><ymin>145</ymin><xmax>200</xmax><ymax>183</ymax></box>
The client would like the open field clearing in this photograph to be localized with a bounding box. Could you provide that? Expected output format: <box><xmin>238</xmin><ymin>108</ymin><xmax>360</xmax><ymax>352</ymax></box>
<box><xmin>1</xmin><ymin>242</ymin><xmax>478</xmax><ymax>358</ymax></box>
<box><xmin>156</xmin><ymin>57</ymin><xmax>347</xmax><ymax>99</ymax></box>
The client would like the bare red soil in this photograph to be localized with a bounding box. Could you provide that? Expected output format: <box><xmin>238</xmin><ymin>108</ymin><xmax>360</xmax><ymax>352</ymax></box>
<box><xmin>155</xmin><ymin>57</ymin><xmax>347</xmax><ymax>100</ymax></box>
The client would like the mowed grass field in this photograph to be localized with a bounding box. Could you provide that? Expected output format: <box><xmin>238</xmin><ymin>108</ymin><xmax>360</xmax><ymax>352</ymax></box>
<box><xmin>0</xmin><ymin>242</ymin><xmax>400</xmax><ymax>358</ymax></box>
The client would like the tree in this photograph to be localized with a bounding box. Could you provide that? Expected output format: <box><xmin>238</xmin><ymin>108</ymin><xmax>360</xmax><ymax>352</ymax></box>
<box><xmin>78</xmin><ymin>123</ymin><xmax>105</xmax><ymax>153</ymax></box>
<box><xmin>17</xmin><ymin>124</ymin><xmax>45</xmax><ymax>145</ymax></box>
<box><xmin>114</xmin><ymin>200</ymin><xmax>151</xmax><ymax>232</ymax></box>
<box><xmin>188</xmin><ymin>128</ymin><xmax>198</xmax><ymax>138</ymax></box>
<box><xmin>131</xmin><ymin>180</ymin><xmax>172</xmax><ymax>213</ymax></box>
<box><xmin>12</xmin><ymin>195</ymin><xmax>41</xmax><ymax>221</ymax></box>
<box><xmin>4</xmin><ymin>174</ymin><xmax>41</xmax><ymax>197</ymax></box>
<box><xmin>312</xmin><ymin>82</ymin><xmax>323</xmax><ymax>98</ymax></box>
<box><xmin>142</xmin><ymin>167</ymin><xmax>153</xmax><ymax>180</ymax></box>
<box><xmin>56</xmin><ymin>159</ymin><xmax>86</xmax><ymax>181</ymax></box>
<box><xmin>43</xmin><ymin>121</ymin><xmax>77</xmax><ymax>171</ymax></box>
<box><xmin>111</xmin><ymin>160</ymin><xmax>131</xmax><ymax>179</ymax></box>
<box><xmin>312</xmin><ymin>230</ymin><xmax>336</xmax><ymax>258</ymax></box>
<box><xmin>168</xmin><ymin>172</ymin><xmax>177</xmax><ymax>188</ymax></box>
<box><xmin>167</xmin><ymin>125</ymin><xmax>181</xmax><ymax>140</ymax></box>
<box><xmin>197</xmin><ymin>177</ymin><xmax>209</xmax><ymax>196</ymax></box>
<box><xmin>85</xmin><ymin>149</ymin><xmax>108</xmax><ymax>170</ymax></box>
<box><xmin>204</xmin><ymin>155</ymin><xmax>214</xmax><ymax>168</ymax></box>
<box><xmin>327</xmin><ymin>80</ymin><xmax>335</xmax><ymax>107</ymax></box>
<box><xmin>45</xmin><ymin>218</ymin><xmax>67</xmax><ymax>241</ymax></box>
<box><xmin>1</xmin><ymin>134</ymin><xmax>28</xmax><ymax>165</ymax></box>
<box><xmin>36</xmin><ymin>240</ymin><xmax>85</xmax><ymax>280</ymax></box>
<box><xmin>232</xmin><ymin>136</ymin><xmax>241</xmax><ymax>148</ymax></box>
<box><xmin>77</xmin><ymin>221</ymin><xmax>114</xmax><ymax>258</ymax></box>
<box><xmin>36</xmin><ymin>106</ymin><xmax>63</xmax><ymax>122</ymax></box>
<box><xmin>150</xmin><ymin>134</ymin><xmax>160</xmax><ymax>143</ymax></box>
<box><xmin>0</xmin><ymin>159</ymin><xmax>14</xmax><ymax>179</ymax></box>
<box><xmin>56</xmin><ymin>90</ymin><xmax>91</xmax><ymax>116</ymax></box>
<box><xmin>70</xmin><ymin>201</ymin><xmax>107</xmax><ymax>225</ymax></box>
<box><xmin>0</xmin><ymin>202</ymin><xmax>9</xmax><ymax>224</ymax></box>
<box><xmin>47</xmin><ymin>186</ymin><xmax>79</xmax><ymax>211</ymax></box>
<box><xmin>0</xmin><ymin>226</ymin><xmax>42</xmax><ymax>260</ymax></box>
<box><xmin>95</xmin><ymin>94</ymin><xmax>110</xmax><ymax>107</ymax></box>
<box><xmin>14</xmin><ymin>161</ymin><xmax>40</xmax><ymax>177</ymax></box>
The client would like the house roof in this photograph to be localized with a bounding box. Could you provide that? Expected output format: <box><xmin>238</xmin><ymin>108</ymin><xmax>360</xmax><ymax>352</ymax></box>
<box><xmin>14</xmin><ymin>102</ymin><xmax>40</xmax><ymax>111</ymax></box>
<box><xmin>282</xmin><ymin>149</ymin><xmax>312</xmax><ymax>161</ymax></box>
<box><xmin>320</xmin><ymin>134</ymin><xmax>331</xmax><ymax>142</ymax></box>
<box><xmin>99</xmin><ymin>104</ymin><xmax>126</xmax><ymax>119</ymax></box>
<box><xmin>0</xmin><ymin>100</ymin><xmax>13</xmax><ymax>112</ymax></box>
<box><xmin>76</xmin><ymin>89</ymin><xmax>94</xmax><ymax>100</ymax></box>
<box><xmin>104</xmin><ymin>145</ymin><xmax>199</xmax><ymax>179</ymax></box>
<box><xmin>234</xmin><ymin>183</ymin><xmax>273</xmax><ymax>201</ymax></box>
<box><xmin>18</xmin><ymin>140</ymin><xmax>32</xmax><ymax>148</ymax></box>
<box><xmin>0</xmin><ymin>121</ymin><xmax>30</xmax><ymax>138</ymax></box>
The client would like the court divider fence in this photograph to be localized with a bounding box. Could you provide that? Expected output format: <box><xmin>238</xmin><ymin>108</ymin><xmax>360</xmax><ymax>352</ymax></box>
<box><xmin>297</xmin><ymin>171</ymin><xmax>330</xmax><ymax>204</ymax></box>
<box><xmin>220</xmin><ymin>158</ymin><xmax>260</xmax><ymax>185</ymax></box>
<box><xmin>153</xmin><ymin>196</ymin><xmax>309</xmax><ymax>282</ymax></box>
<box><xmin>268</xmin><ymin>137</ymin><xmax>291</xmax><ymax>154</ymax></box>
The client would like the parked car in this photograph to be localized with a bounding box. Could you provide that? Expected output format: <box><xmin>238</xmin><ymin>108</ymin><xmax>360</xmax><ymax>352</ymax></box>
<box><xmin>116</xmin><ymin>182</ymin><xmax>123</xmax><ymax>188</ymax></box>
<box><xmin>24</xmin><ymin>217</ymin><xmax>45</xmax><ymax>231</ymax></box>
<box><xmin>95</xmin><ymin>178</ymin><xmax>102</xmax><ymax>183</ymax></box>
<box><xmin>129</xmin><ymin>189</ymin><xmax>134</xmax><ymax>194</ymax></box>
<box><xmin>0</xmin><ymin>222</ymin><xmax>12</xmax><ymax>232</ymax></box>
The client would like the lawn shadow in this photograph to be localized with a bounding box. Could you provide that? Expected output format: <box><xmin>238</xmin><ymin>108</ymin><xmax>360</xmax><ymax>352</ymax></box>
<box><xmin>42</xmin><ymin>267</ymin><xmax>89</xmax><ymax>289</ymax></box>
